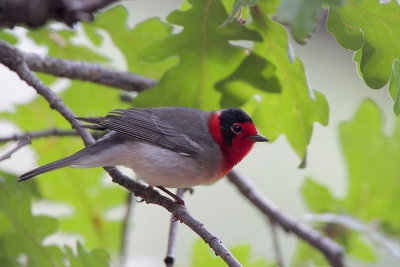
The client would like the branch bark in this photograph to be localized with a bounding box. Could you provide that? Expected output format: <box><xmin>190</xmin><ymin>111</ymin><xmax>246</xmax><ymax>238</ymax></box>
<box><xmin>0</xmin><ymin>135</ymin><xmax>31</xmax><ymax>161</ymax></box>
<box><xmin>24</xmin><ymin>53</ymin><xmax>157</xmax><ymax>92</ymax></box>
<box><xmin>119</xmin><ymin>193</ymin><xmax>134</xmax><ymax>267</ymax></box>
<box><xmin>164</xmin><ymin>188</ymin><xmax>188</xmax><ymax>267</ymax></box>
<box><xmin>268</xmin><ymin>219</ymin><xmax>284</xmax><ymax>267</ymax></box>
<box><xmin>0</xmin><ymin>128</ymin><xmax>83</xmax><ymax>142</ymax></box>
<box><xmin>0</xmin><ymin>39</ymin><xmax>242</xmax><ymax>267</ymax></box>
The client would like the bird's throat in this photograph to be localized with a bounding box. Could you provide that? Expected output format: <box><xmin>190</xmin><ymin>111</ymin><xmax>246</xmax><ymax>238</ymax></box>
<box><xmin>219</xmin><ymin>137</ymin><xmax>254</xmax><ymax>176</ymax></box>
<box><xmin>207</xmin><ymin>112</ymin><xmax>255</xmax><ymax>176</ymax></box>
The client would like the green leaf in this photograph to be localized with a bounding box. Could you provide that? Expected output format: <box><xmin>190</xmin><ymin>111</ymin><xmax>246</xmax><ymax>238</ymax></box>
<box><xmin>340</xmin><ymin>100</ymin><xmax>400</xmax><ymax>233</ymax></box>
<box><xmin>346</xmin><ymin>232</ymin><xmax>376</xmax><ymax>262</ymax></box>
<box><xmin>0</xmin><ymin>31</ymin><xmax>18</xmax><ymax>44</ymax></box>
<box><xmin>134</xmin><ymin>0</ymin><xmax>262</xmax><ymax>110</ymax></box>
<box><xmin>291</xmin><ymin>240</ymin><xmax>329</xmax><ymax>267</ymax></box>
<box><xmin>0</xmin><ymin>172</ymin><xmax>64</xmax><ymax>267</ymax></box>
<box><xmin>1</xmin><ymin>81</ymin><xmax>130</xmax><ymax>252</ymax></box>
<box><xmin>292</xmin><ymin>223</ymin><xmax>376</xmax><ymax>265</ymax></box>
<box><xmin>65</xmin><ymin>242</ymin><xmax>109</xmax><ymax>267</ymax></box>
<box><xmin>0</xmin><ymin>172</ymin><xmax>110</xmax><ymax>267</ymax></box>
<box><xmin>191</xmin><ymin>239</ymin><xmax>224</xmax><ymax>267</ymax></box>
<box><xmin>327</xmin><ymin>0</ymin><xmax>400</xmax><ymax>89</ymax></box>
<box><xmin>292</xmin><ymin>229</ymin><xmax>376</xmax><ymax>266</ymax></box>
<box><xmin>276</xmin><ymin>0</ymin><xmax>344</xmax><ymax>43</ymax></box>
<box><xmin>191</xmin><ymin>239</ymin><xmax>275</xmax><ymax>267</ymax></box>
<box><xmin>0</xmin><ymin>171</ymin><xmax>37</xmax><ymax>237</ymax></box>
<box><xmin>216</xmin><ymin>53</ymin><xmax>281</xmax><ymax>107</ymax></box>
<box><xmin>301</xmin><ymin>178</ymin><xmax>340</xmax><ymax>213</ymax></box>
<box><xmin>297</xmin><ymin>100</ymin><xmax>400</xmax><ymax>264</ymax></box>
<box><xmin>229</xmin><ymin>2</ymin><xmax>329</xmax><ymax>158</ymax></box>
<box><xmin>0</xmin><ymin>170</ymin><xmax>40</xmax><ymax>198</ymax></box>
<box><xmin>230</xmin><ymin>244</ymin><xmax>276</xmax><ymax>267</ymax></box>
<box><xmin>83</xmin><ymin>6</ymin><xmax>177</xmax><ymax>79</ymax></box>
<box><xmin>389</xmin><ymin>60</ymin><xmax>400</xmax><ymax>115</ymax></box>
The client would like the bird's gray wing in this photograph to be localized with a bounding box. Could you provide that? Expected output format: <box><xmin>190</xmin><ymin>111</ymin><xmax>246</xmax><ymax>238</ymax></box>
<box><xmin>76</xmin><ymin>108</ymin><xmax>202</xmax><ymax>156</ymax></box>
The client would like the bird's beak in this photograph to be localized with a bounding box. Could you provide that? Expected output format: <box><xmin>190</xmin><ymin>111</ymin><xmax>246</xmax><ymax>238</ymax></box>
<box><xmin>248</xmin><ymin>134</ymin><xmax>269</xmax><ymax>142</ymax></box>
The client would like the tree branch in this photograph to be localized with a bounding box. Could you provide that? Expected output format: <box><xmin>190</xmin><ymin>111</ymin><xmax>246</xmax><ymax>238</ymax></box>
<box><xmin>0</xmin><ymin>135</ymin><xmax>31</xmax><ymax>161</ymax></box>
<box><xmin>24</xmin><ymin>53</ymin><xmax>157</xmax><ymax>92</ymax></box>
<box><xmin>0</xmin><ymin>128</ymin><xmax>105</xmax><ymax>143</ymax></box>
<box><xmin>0</xmin><ymin>0</ymin><xmax>121</xmax><ymax>28</ymax></box>
<box><xmin>0</xmin><ymin>39</ymin><xmax>242</xmax><ymax>267</ymax></box>
<box><xmin>0</xmin><ymin>128</ymin><xmax>81</xmax><ymax>142</ymax></box>
<box><xmin>268</xmin><ymin>219</ymin><xmax>284</xmax><ymax>267</ymax></box>
<box><xmin>227</xmin><ymin>170</ymin><xmax>345</xmax><ymax>267</ymax></box>
<box><xmin>164</xmin><ymin>188</ymin><xmax>188</xmax><ymax>267</ymax></box>
<box><xmin>119</xmin><ymin>193</ymin><xmax>134</xmax><ymax>267</ymax></box>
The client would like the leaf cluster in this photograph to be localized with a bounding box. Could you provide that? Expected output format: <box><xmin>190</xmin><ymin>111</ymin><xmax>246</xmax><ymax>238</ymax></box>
<box><xmin>0</xmin><ymin>171</ymin><xmax>110</xmax><ymax>267</ymax></box>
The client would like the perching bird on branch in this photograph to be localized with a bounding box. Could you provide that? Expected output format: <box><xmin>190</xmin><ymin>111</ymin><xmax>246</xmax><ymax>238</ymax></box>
<box><xmin>19</xmin><ymin>107</ymin><xmax>268</xmax><ymax>204</ymax></box>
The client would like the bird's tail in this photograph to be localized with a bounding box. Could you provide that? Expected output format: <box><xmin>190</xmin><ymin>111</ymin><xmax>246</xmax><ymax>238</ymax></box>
<box><xmin>18</xmin><ymin>150</ymin><xmax>86</xmax><ymax>182</ymax></box>
<box><xmin>18</xmin><ymin>132</ymin><xmax>123</xmax><ymax>182</ymax></box>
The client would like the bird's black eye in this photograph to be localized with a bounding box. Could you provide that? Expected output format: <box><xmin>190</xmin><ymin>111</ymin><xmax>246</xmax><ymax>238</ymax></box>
<box><xmin>231</xmin><ymin>124</ymin><xmax>242</xmax><ymax>134</ymax></box>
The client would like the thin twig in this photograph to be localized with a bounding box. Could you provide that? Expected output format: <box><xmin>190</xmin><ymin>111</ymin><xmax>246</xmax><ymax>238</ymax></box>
<box><xmin>0</xmin><ymin>128</ymin><xmax>103</xmax><ymax>143</ymax></box>
<box><xmin>0</xmin><ymin>136</ymin><xmax>31</xmax><ymax>161</ymax></box>
<box><xmin>24</xmin><ymin>53</ymin><xmax>157</xmax><ymax>92</ymax></box>
<box><xmin>268</xmin><ymin>219</ymin><xmax>284</xmax><ymax>267</ymax></box>
<box><xmin>0</xmin><ymin>129</ymin><xmax>78</xmax><ymax>142</ymax></box>
<box><xmin>227</xmin><ymin>170</ymin><xmax>345</xmax><ymax>267</ymax></box>
<box><xmin>165</xmin><ymin>188</ymin><xmax>187</xmax><ymax>267</ymax></box>
<box><xmin>0</xmin><ymin>39</ymin><xmax>242</xmax><ymax>267</ymax></box>
<box><xmin>119</xmin><ymin>193</ymin><xmax>134</xmax><ymax>267</ymax></box>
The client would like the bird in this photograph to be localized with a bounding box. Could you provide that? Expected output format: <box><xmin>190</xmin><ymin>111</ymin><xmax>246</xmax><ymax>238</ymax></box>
<box><xmin>18</xmin><ymin>107</ymin><xmax>268</xmax><ymax>204</ymax></box>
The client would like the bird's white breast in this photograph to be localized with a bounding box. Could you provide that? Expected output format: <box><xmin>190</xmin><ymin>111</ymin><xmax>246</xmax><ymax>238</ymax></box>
<box><xmin>120</xmin><ymin>141</ymin><xmax>222</xmax><ymax>187</ymax></box>
<box><xmin>75</xmin><ymin>137</ymin><xmax>223</xmax><ymax>188</ymax></box>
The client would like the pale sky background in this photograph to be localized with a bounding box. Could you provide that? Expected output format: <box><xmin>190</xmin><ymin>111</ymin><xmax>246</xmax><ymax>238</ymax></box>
<box><xmin>0</xmin><ymin>1</ymin><xmax>397</xmax><ymax>267</ymax></box>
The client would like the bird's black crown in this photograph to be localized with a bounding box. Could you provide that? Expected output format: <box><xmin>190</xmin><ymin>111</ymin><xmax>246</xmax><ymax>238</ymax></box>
<box><xmin>219</xmin><ymin>108</ymin><xmax>253</xmax><ymax>146</ymax></box>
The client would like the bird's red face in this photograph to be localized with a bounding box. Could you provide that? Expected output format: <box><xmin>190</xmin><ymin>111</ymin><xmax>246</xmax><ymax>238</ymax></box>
<box><xmin>208</xmin><ymin>108</ymin><xmax>269</xmax><ymax>177</ymax></box>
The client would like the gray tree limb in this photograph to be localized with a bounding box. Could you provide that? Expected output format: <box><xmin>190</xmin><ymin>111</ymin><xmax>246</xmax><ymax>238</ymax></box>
<box><xmin>0</xmin><ymin>128</ymin><xmax>85</xmax><ymax>142</ymax></box>
<box><xmin>24</xmin><ymin>53</ymin><xmax>158</xmax><ymax>92</ymax></box>
<box><xmin>119</xmin><ymin>193</ymin><xmax>134</xmax><ymax>267</ymax></box>
<box><xmin>268</xmin><ymin>219</ymin><xmax>284</xmax><ymax>267</ymax></box>
<box><xmin>0</xmin><ymin>135</ymin><xmax>31</xmax><ymax>161</ymax></box>
<box><xmin>164</xmin><ymin>188</ymin><xmax>188</xmax><ymax>267</ymax></box>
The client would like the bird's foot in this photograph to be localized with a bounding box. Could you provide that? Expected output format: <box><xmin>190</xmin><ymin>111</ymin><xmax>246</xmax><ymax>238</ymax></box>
<box><xmin>157</xmin><ymin>186</ymin><xmax>185</xmax><ymax>205</ymax></box>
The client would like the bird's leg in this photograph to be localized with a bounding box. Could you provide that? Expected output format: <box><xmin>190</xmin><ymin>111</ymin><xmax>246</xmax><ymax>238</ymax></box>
<box><xmin>156</xmin><ymin>186</ymin><xmax>185</xmax><ymax>205</ymax></box>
